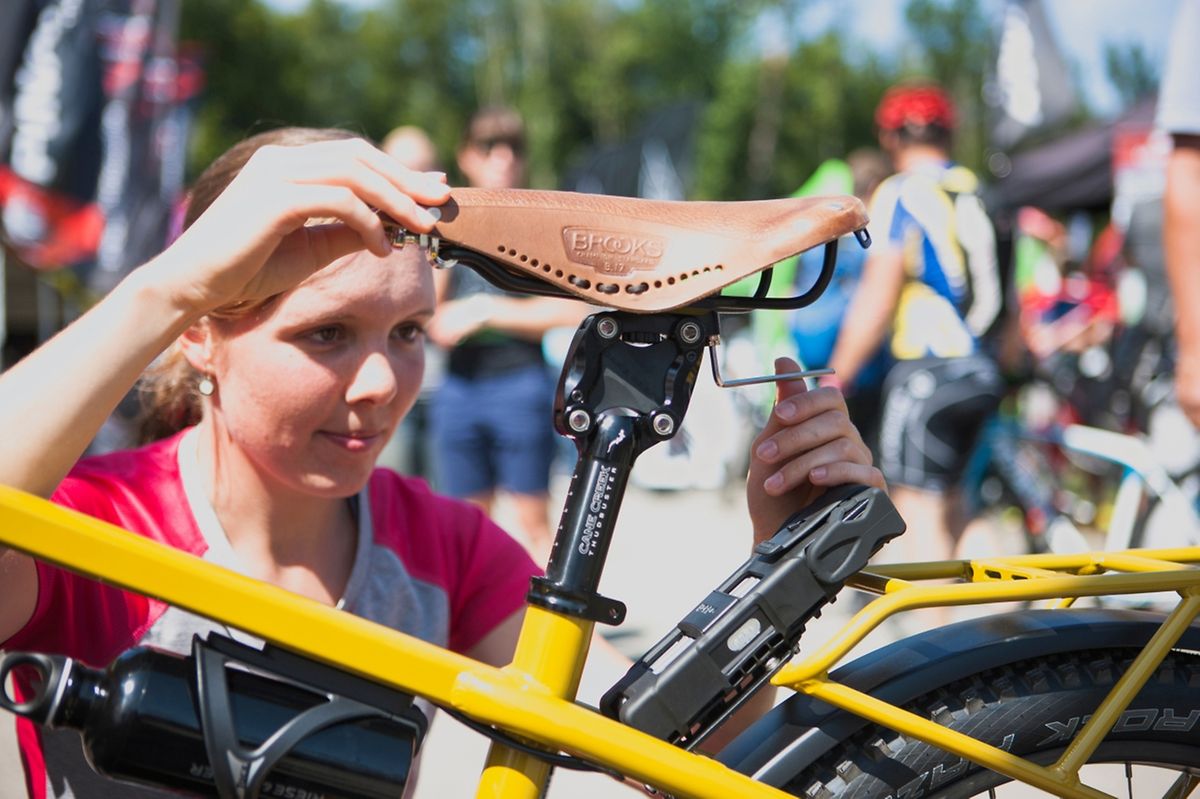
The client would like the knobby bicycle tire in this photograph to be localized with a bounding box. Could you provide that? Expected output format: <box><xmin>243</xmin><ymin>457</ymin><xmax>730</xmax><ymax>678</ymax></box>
<box><xmin>785</xmin><ymin>648</ymin><xmax>1200</xmax><ymax>798</ymax></box>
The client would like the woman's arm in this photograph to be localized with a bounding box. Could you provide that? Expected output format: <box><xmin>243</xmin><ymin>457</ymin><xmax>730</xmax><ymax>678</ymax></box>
<box><xmin>0</xmin><ymin>268</ymin><xmax>197</xmax><ymax>496</ymax></box>
<box><xmin>0</xmin><ymin>138</ymin><xmax>449</xmax><ymax>643</ymax></box>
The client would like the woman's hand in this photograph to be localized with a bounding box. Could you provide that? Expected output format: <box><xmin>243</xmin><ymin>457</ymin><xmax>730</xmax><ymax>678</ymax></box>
<box><xmin>746</xmin><ymin>357</ymin><xmax>885</xmax><ymax>544</ymax></box>
<box><xmin>155</xmin><ymin>137</ymin><xmax>451</xmax><ymax>318</ymax></box>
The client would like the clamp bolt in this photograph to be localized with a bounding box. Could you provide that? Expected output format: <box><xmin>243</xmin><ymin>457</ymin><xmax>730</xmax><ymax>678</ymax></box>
<box><xmin>678</xmin><ymin>321</ymin><xmax>702</xmax><ymax>344</ymax></box>
<box><xmin>651</xmin><ymin>412</ymin><xmax>675</xmax><ymax>436</ymax></box>
<box><xmin>568</xmin><ymin>409</ymin><xmax>592</xmax><ymax>433</ymax></box>
<box><xmin>596</xmin><ymin>317</ymin><xmax>620</xmax><ymax>339</ymax></box>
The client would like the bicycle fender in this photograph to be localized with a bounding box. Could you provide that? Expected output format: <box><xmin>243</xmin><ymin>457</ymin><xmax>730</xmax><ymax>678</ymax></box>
<box><xmin>717</xmin><ymin>607</ymin><xmax>1200</xmax><ymax>787</ymax></box>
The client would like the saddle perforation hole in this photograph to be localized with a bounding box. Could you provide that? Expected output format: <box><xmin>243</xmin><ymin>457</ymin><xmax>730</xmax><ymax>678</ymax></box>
<box><xmin>625</xmin><ymin>283</ymin><xmax>649</xmax><ymax>295</ymax></box>
<box><xmin>654</xmin><ymin>280</ymin><xmax>663</xmax><ymax>288</ymax></box>
<box><xmin>679</xmin><ymin>273</ymin><xmax>688</xmax><ymax>281</ymax></box>
<box><xmin>507</xmin><ymin>248</ymin><xmax>517</xmax><ymax>257</ymax></box>
<box><xmin>496</xmin><ymin>245</ymin><xmax>506</xmax><ymax>253</ymax></box>
<box><xmin>531</xmin><ymin>258</ymin><xmax>540</xmax><ymax>267</ymax></box>
<box><xmin>595</xmin><ymin>283</ymin><xmax>619</xmax><ymax>295</ymax></box>
<box><xmin>519</xmin><ymin>254</ymin><xmax>528</xmax><ymax>262</ymax></box>
<box><xmin>554</xmin><ymin>269</ymin><xmax>564</xmax><ymax>278</ymax></box>
<box><xmin>667</xmin><ymin>277</ymin><xmax>676</xmax><ymax>285</ymax></box>
<box><xmin>542</xmin><ymin>264</ymin><xmax>552</xmax><ymax>272</ymax></box>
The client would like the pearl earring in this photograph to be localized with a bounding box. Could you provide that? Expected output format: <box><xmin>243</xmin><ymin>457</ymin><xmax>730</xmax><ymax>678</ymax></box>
<box><xmin>198</xmin><ymin>375</ymin><xmax>216</xmax><ymax>397</ymax></box>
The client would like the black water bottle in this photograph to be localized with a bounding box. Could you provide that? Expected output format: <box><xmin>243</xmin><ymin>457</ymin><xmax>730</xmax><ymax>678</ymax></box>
<box><xmin>0</xmin><ymin>635</ymin><xmax>426</xmax><ymax>798</ymax></box>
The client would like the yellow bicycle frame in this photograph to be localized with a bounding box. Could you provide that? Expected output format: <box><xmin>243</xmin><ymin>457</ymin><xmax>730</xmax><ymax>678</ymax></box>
<box><xmin>1</xmin><ymin>483</ymin><xmax>1198</xmax><ymax>799</ymax></box>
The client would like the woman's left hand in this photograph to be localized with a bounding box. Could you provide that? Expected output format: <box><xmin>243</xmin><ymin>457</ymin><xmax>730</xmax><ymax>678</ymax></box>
<box><xmin>746</xmin><ymin>357</ymin><xmax>885</xmax><ymax>544</ymax></box>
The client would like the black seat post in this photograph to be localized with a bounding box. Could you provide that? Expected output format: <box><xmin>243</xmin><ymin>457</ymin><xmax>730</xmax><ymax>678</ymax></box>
<box><xmin>526</xmin><ymin>311</ymin><xmax>719</xmax><ymax>625</ymax></box>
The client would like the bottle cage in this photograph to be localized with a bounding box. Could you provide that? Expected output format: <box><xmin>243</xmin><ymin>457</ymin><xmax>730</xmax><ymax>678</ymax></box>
<box><xmin>194</xmin><ymin>634</ymin><xmax>427</xmax><ymax>799</ymax></box>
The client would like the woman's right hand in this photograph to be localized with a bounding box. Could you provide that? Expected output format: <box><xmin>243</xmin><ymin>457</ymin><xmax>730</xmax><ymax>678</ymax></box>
<box><xmin>154</xmin><ymin>137</ymin><xmax>451</xmax><ymax>318</ymax></box>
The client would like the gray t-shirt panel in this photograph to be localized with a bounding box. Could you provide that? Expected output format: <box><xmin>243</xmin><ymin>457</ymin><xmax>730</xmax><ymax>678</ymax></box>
<box><xmin>41</xmin><ymin>429</ymin><xmax>445</xmax><ymax>798</ymax></box>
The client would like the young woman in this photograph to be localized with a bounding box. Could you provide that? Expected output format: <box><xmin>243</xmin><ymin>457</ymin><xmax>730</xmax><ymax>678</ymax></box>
<box><xmin>0</xmin><ymin>127</ymin><xmax>884</xmax><ymax>796</ymax></box>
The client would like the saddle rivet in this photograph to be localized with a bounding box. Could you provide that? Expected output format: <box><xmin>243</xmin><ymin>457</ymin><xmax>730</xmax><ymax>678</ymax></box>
<box><xmin>678</xmin><ymin>321</ymin><xmax>702</xmax><ymax>344</ymax></box>
<box><xmin>651</xmin><ymin>412</ymin><xmax>675</xmax><ymax>437</ymax></box>
<box><xmin>568</xmin><ymin>409</ymin><xmax>592</xmax><ymax>433</ymax></box>
<box><xmin>596</xmin><ymin>317</ymin><xmax>620</xmax><ymax>339</ymax></box>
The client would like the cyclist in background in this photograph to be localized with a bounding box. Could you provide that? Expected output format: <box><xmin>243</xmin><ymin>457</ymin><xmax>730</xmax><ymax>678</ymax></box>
<box><xmin>426</xmin><ymin>106</ymin><xmax>587</xmax><ymax>565</ymax></box>
<box><xmin>382</xmin><ymin>125</ymin><xmax>440</xmax><ymax>174</ymax></box>
<box><xmin>824</xmin><ymin>82</ymin><xmax>1003</xmax><ymax>570</ymax></box>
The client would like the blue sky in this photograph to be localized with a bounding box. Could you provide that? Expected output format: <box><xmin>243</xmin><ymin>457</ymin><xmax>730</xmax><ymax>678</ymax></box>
<box><xmin>263</xmin><ymin>0</ymin><xmax>1180</xmax><ymax>118</ymax></box>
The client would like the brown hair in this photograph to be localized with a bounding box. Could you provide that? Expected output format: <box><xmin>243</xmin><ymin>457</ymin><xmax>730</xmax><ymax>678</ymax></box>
<box><xmin>136</xmin><ymin>126</ymin><xmax>367</xmax><ymax>444</ymax></box>
<box><xmin>460</xmin><ymin>105</ymin><xmax>525</xmax><ymax>152</ymax></box>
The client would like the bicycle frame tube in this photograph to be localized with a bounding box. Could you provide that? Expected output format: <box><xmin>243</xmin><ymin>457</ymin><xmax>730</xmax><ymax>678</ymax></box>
<box><xmin>772</xmin><ymin>548</ymin><xmax>1200</xmax><ymax>799</ymax></box>
<box><xmin>476</xmin><ymin>605</ymin><xmax>594</xmax><ymax>797</ymax></box>
<box><xmin>4</xmin><ymin>489</ymin><xmax>1200</xmax><ymax>798</ymax></box>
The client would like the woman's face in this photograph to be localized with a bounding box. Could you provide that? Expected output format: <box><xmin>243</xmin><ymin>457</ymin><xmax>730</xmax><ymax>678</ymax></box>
<box><xmin>207</xmin><ymin>247</ymin><xmax>435</xmax><ymax>497</ymax></box>
<box><xmin>457</xmin><ymin>137</ymin><xmax>526</xmax><ymax>189</ymax></box>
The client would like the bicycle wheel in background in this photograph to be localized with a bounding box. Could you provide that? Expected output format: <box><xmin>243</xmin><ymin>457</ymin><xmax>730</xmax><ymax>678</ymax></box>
<box><xmin>787</xmin><ymin>648</ymin><xmax>1200</xmax><ymax>798</ymax></box>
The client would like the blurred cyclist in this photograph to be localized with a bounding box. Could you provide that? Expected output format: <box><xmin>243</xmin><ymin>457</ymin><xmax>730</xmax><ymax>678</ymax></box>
<box><xmin>425</xmin><ymin>107</ymin><xmax>586</xmax><ymax>564</ymax></box>
<box><xmin>824</xmin><ymin>82</ymin><xmax>1004</xmax><ymax>572</ymax></box>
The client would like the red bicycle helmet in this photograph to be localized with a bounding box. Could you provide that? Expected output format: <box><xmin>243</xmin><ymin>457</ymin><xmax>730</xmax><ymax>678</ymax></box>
<box><xmin>875</xmin><ymin>83</ymin><xmax>957</xmax><ymax>131</ymax></box>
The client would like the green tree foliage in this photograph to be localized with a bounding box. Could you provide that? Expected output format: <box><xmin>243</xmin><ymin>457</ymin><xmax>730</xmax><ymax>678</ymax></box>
<box><xmin>1103</xmin><ymin>42</ymin><xmax>1158</xmax><ymax>107</ymax></box>
<box><xmin>695</xmin><ymin>30</ymin><xmax>892</xmax><ymax>200</ymax></box>
<box><xmin>181</xmin><ymin>0</ymin><xmax>756</xmax><ymax>189</ymax></box>
<box><xmin>176</xmin><ymin>0</ymin><xmax>1065</xmax><ymax>200</ymax></box>
<box><xmin>180</xmin><ymin>0</ymin><xmax>312</xmax><ymax>170</ymax></box>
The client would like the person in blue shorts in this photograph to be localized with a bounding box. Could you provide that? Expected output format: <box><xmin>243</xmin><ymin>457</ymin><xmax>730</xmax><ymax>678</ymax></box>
<box><xmin>426</xmin><ymin>107</ymin><xmax>586</xmax><ymax>564</ymax></box>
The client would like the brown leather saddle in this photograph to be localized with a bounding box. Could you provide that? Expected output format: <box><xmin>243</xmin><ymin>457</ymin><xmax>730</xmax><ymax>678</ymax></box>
<box><xmin>429</xmin><ymin>188</ymin><xmax>868</xmax><ymax>312</ymax></box>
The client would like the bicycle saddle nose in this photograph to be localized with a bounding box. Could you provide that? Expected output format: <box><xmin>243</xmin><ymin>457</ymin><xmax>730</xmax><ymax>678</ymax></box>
<box><xmin>432</xmin><ymin>188</ymin><xmax>868</xmax><ymax>312</ymax></box>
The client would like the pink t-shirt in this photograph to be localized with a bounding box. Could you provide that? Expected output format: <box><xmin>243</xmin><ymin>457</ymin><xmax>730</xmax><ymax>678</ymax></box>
<box><xmin>3</xmin><ymin>429</ymin><xmax>539</xmax><ymax>798</ymax></box>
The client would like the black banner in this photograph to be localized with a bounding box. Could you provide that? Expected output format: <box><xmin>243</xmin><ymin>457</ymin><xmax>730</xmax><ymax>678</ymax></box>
<box><xmin>90</xmin><ymin>0</ymin><xmax>200</xmax><ymax>294</ymax></box>
<box><xmin>0</xmin><ymin>0</ymin><xmax>200</xmax><ymax>282</ymax></box>
<box><xmin>0</xmin><ymin>0</ymin><xmax>106</xmax><ymax>268</ymax></box>
<box><xmin>0</xmin><ymin>0</ymin><xmax>44</xmax><ymax>158</ymax></box>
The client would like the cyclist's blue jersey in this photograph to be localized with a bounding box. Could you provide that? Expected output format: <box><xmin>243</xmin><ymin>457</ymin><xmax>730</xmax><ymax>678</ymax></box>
<box><xmin>869</xmin><ymin>161</ymin><xmax>1000</xmax><ymax>360</ymax></box>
